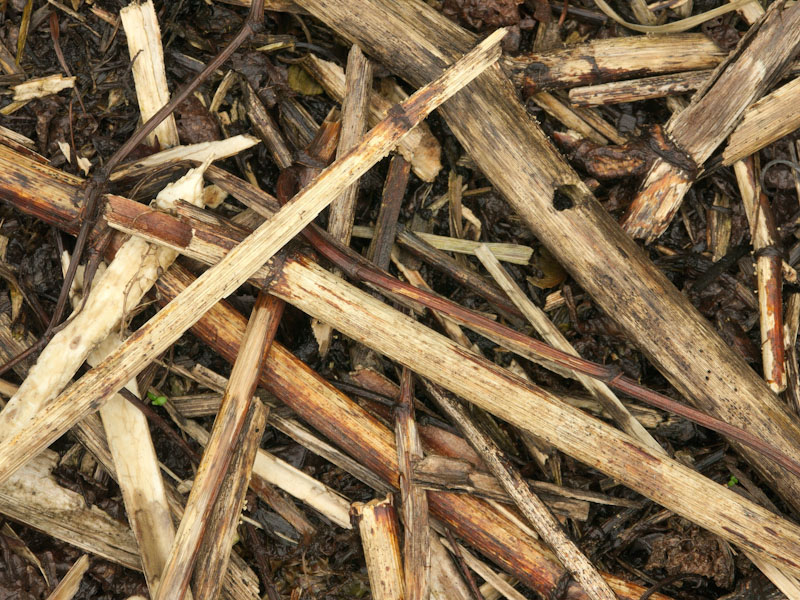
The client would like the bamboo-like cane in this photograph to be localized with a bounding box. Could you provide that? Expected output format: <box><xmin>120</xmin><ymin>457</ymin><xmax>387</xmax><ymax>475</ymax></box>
<box><xmin>314</xmin><ymin>44</ymin><xmax>374</xmax><ymax>354</ymax></box>
<box><xmin>0</xmin><ymin>29</ymin><xmax>505</xmax><ymax>486</ymax></box>
<box><xmin>153</xmin><ymin>265</ymin><xmax>663</xmax><ymax>600</ymax></box>
<box><xmin>504</xmin><ymin>33</ymin><xmax>724</xmax><ymax>94</ymax></box>
<box><xmin>621</xmin><ymin>0</ymin><xmax>800</xmax><ymax>241</ymax></box>
<box><xmin>119</xmin><ymin>0</ymin><xmax>180</xmax><ymax>148</ymax></box>
<box><xmin>192</xmin><ymin>401</ymin><xmax>268</xmax><ymax>599</ymax></box>
<box><xmin>568</xmin><ymin>70</ymin><xmax>710</xmax><ymax>106</ymax></box>
<box><xmin>352</xmin><ymin>495</ymin><xmax>406</xmax><ymax>600</ymax></box>
<box><xmin>6</xmin><ymin>149</ymin><xmax>798</xmax><ymax>579</ymax></box>
<box><xmin>734</xmin><ymin>157</ymin><xmax>786</xmax><ymax>392</ymax></box>
<box><xmin>724</xmin><ymin>77</ymin><xmax>800</xmax><ymax>165</ymax></box>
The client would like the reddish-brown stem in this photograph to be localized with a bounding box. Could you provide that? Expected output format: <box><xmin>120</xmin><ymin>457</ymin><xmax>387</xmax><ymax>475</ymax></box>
<box><xmin>299</xmin><ymin>223</ymin><xmax>800</xmax><ymax>478</ymax></box>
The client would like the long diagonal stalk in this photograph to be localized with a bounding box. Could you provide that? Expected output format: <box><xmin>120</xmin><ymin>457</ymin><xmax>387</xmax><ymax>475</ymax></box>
<box><xmin>0</xmin><ymin>28</ymin><xmax>505</xmax><ymax>487</ymax></box>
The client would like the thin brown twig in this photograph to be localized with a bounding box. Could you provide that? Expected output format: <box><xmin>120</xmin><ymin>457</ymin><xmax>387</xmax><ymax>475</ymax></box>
<box><xmin>294</xmin><ymin>222</ymin><xmax>800</xmax><ymax>478</ymax></box>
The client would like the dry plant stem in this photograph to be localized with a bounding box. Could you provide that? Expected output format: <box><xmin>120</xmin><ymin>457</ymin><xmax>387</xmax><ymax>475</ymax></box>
<box><xmin>0</xmin><ymin>450</ymin><xmax>141</xmax><ymax>570</ymax></box>
<box><xmin>328</xmin><ymin>44</ymin><xmax>372</xmax><ymax>247</ymax></box>
<box><xmin>426</xmin><ymin>384</ymin><xmax>617</xmax><ymax>600</ymax></box>
<box><xmin>0</xmin><ymin>324</ymin><xmax>261</xmax><ymax>600</ymax></box>
<box><xmin>0</xmin><ymin>27</ymin><xmax>503</xmax><ymax>497</ymax></box>
<box><xmin>0</xmin><ymin>162</ymin><xmax>211</xmax><ymax>443</ymax></box>
<box><xmin>368</xmin><ymin>155</ymin><xmax>411</xmax><ymax>270</ymax></box>
<box><xmin>315</xmin><ymin>46</ymin><xmax>372</xmax><ymax>353</ymax></box>
<box><xmin>3</xmin><ymin>149</ymin><xmax>795</xmax><ymax>484</ymax></box>
<box><xmin>156</xmin><ymin>292</ymin><xmax>280</xmax><ymax>600</ymax></box>
<box><xmin>283</xmin><ymin>0</ymin><xmax>800</xmax><ymax>514</ymax></box>
<box><xmin>429</xmin><ymin>534</ymin><xmax>474</xmax><ymax>600</ymax></box>
<box><xmin>396</xmin><ymin>228</ymin><xmax>523</xmax><ymax>319</ymax></box>
<box><xmin>568</xmin><ymin>69</ymin><xmax>710</xmax><ymax>106</ymax></box>
<box><xmin>352</xmin><ymin>496</ymin><xmax>406</xmax><ymax>600</ymax></box>
<box><xmin>734</xmin><ymin>157</ymin><xmax>786</xmax><ymax>392</ymax></box>
<box><xmin>97</xmin><ymin>12</ymin><xmax>185</xmax><ymax>595</ymax></box>
<box><xmin>46</xmin><ymin>554</ymin><xmax>89</xmax><ymax>600</ymax></box>
<box><xmin>192</xmin><ymin>401</ymin><xmax>267</xmax><ymax>600</ymax></box>
<box><xmin>473</xmin><ymin>245</ymin><xmax>660</xmax><ymax>453</ymax></box>
<box><xmin>622</xmin><ymin>0</ymin><xmax>800</xmax><ymax>241</ymax></box>
<box><xmin>242</xmin><ymin>81</ymin><xmax>293</xmax><ymax>169</ymax></box>
<box><xmin>504</xmin><ymin>33</ymin><xmax>724</xmax><ymax>94</ymax></box>
<box><xmin>265</xmin><ymin>256</ymin><xmax>800</xmax><ymax>574</ymax></box>
<box><xmin>724</xmin><ymin>76</ymin><xmax>800</xmax><ymax>165</ymax></box>
<box><xmin>353</xmin><ymin>226</ymin><xmax>533</xmax><ymax>265</ymax></box>
<box><xmin>42</xmin><ymin>0</ymin><xmax>265</xmax><ymax>363</ymax></box>
<box><xmin>152</xmin><ymin>267</ymin><xmax>662</xmax><ymax>600</ymax></box>
<box><xmin>300</xmin><ymin>54</ymin><xmax>441</xmax><ymax>182</ymax></box>
<box><xmin>530</xmin><ymin>92</ymin><xmax>607</xmax><ymax>144</ymax></box>
<box><xmin>396</xmin><ymin>369</ymin><xmax>430</xmax><ymax>600</ymax></box>
<box><xmin>784</xmin><ymin>293</ymin><xmax>800</xmax><ymax>415</ymax></box>
<box><xmin>119</xmin><ymin>0</ymin><xmax>180</xmax><ymax>148</ymax></box>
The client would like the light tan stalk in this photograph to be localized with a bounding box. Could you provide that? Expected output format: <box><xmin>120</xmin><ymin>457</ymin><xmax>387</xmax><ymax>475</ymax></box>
<box><xmin>622</xmin><ymin>0</ymin><xmax>800</xmax><ymax>241</ymax></box>
<box><xmin>353</xmin><ymin>496</ymin><xmax>406</xmax><ymax>600</ymax></box>
<box><xmin>734</xmin><ymin>157</ymin><xmax>786</xmax><ymax>392</ymax></box>
<box><xmin>119</xmin><ymin>0</ymin><xmax>180</xmax><ymax>147</ymax></box>
<box><xmin>156</xmin><ymin>292</ymin><xmax>279</xmax><ymax>600</ymax></box>
<box><xmin>0</xmin><ymin>29</ymin><xmax>504</xmax><ymax>488</ymax></box>
<box><xmin>425</xmin><ymin>383</ymin><xmax>617</xmax><ymax>600</ymax></box>
<box><xmin>474</xmin><ymin>244</ymin><xmax>661</xmax><ymax>453</ymax></box>
<box><xmin>301</xmin><ymin>53</ymin><xmax>442</xmax><ymax>181</ymax></box>
<box><xmin>46</xmin><ymin>555</ymin><xmax>89</xmax><ymax>600</ymax></box>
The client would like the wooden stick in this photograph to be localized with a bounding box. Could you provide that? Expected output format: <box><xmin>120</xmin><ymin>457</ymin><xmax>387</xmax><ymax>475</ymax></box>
<box><xmin>0</xmin><ymin>161</ymin><xmax>211</xmax><ymax>441</ymax></box>
<box><xmin>278</xmin><ymin>0</ymin><xmax>800</xmax><ymax>515</ymax></box>
<box><xmin>353</xmin><ymin>225</ymin><xmax>533</xmax><ymax>265</ymax></box>
<box><xmin>119</xmin><ymin>0</ymin><xmax>180</xmax><ymax>148</ymax></box>
<box><xmin>724</xmin><ymin>77</ymin><xmax>800</xmax><ymax>165</ymax></box>
<box><xmin>242</xmin><ymin>80</ymin><xmax>294</xmax><ymax>169</ymax></box>
<box><xmin>396</xmin><ymin>369</ymin><xmax>430</xmax><ymax>600</ymax></box>
<box><xmin>109</xmin><ymin>135</ymin><xmax>260</xmax><ymax>181</ymax></box>
<box><xmin>94</xmin><ymin>15</ymin><xmax>189</xmax><ymax>595</ymax></box>
<box><xmin>0</xmin><ymin>29</ymin><xmax>505</xmax><ymax>487</ymax></box>
<box><xmin>0</xmin><ymin>316</ymin><xmax>260</xmax><ymax>600</ymax></box>
<box><xmin>430</xmin><ymin>534</ymin><xmax>474</xmax><ymax>600</ymax></box>
<box><xmin>568</xmin><ymin>70</ymin><xmax>710</xmax><ymax>106</ymax></box>
<box><xmin>267</xmin><ymin>256</ymin><xmax>800</xmax><ymax>573</ymax></box>
<box><xmin>156</xmin><ymin>292</ymin><xmax>279</xmax><ymax>600</ymax></box>
<box><xmin>301</xmin><ymin>53</ymin><xmax>442</xmax><ymax>182</ymax></box>
<box><xmin>474</xmin><ymin>244</ymin><xmax>661</xmax><ymax>454</ymax></box>
<box><xmin>504</xmin><ymin>33</ymin><xmax>724</xmax><ymax>94</ymax></box>
<box><xmin>45</xmin><ymin>555</ymin><xmax>89</xmax><ymax>600</ymax></box>
<box><xmin>784</xmin><ymin>293</ymin><xmax>800</xmax><ymax>415</ymax></box>
<box><xmin>734</xmin><ymin>157</ymin><xmax>786</xmax><ymax>392</ymax></box>
<box><xmin>328</xmin><ymin>44</ymin><xmax>372</xmax><ymax>248</ymax></box>
<box><xmin>368</xmin><ymin>155</ymin><xmax>411</xmax><ymax>270</ymax></box>
<box><xmin>152</xmin><ymin>266</ymin><xmax>662</xmax><ymax>600</ymax></box>
<box><xmin>315</xmin><ymin>44</ymin><xmax>373</xmax><ymax>354</ymax></box>
<box><xmin>530</xmin><ymin>92</ymin><xmax>609</xmax><ymax>144</ymax></box>
<box><xmin>621</xmin><ymin>0</ymin><xmax>800</xmax><ymax>241</ymax></box>
<box><xmin>352</xmin><ymin>495</ymin><xmax>406</xmax><ymax>600</ymax></box>
<box><xmin>192</xmin><ymin>400</ymin><xmax>268</xmax><ymax>600</ymax></box>
<box><xmin>425</xmin><ymin>383</ymin><xmax>616</xmax><ymax>600</ymax></box>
